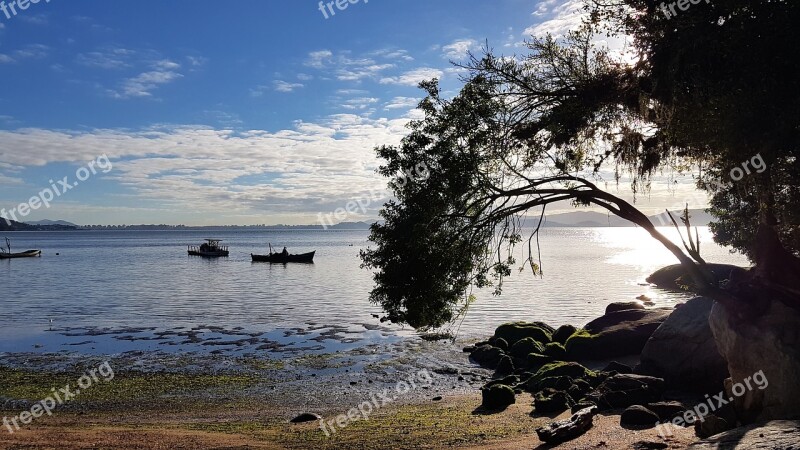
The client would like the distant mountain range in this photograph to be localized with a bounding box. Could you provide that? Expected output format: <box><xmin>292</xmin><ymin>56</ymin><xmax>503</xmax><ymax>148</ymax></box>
<box><xmin>2</xmin><ymin>211</ymin><xmax>713</xmax><ymax>232</ymax></box>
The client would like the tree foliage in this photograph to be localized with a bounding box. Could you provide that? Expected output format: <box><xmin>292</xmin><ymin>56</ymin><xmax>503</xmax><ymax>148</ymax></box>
<box><xmin>361</xmin><ymin>0</ymin><xmax>800</xmax><ymax>330</ymax></box>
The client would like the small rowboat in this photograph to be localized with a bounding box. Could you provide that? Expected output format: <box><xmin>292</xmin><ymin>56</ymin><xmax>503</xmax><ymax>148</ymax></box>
<box><xmin>0</xmin><ymin>249</ymin><xmax>42</xmax><ymax>259</ymax></box>
<box><xmin>251</xmin><ymin>251</ymin><xmax>315</xmax><ymax>263</ymax></box>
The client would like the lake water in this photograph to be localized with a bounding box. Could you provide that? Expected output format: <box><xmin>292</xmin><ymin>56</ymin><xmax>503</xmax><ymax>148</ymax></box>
<box><xmin>0</xmin><ymin>227</ymin><xmax>749</xmax><ymax>356</ymax></box>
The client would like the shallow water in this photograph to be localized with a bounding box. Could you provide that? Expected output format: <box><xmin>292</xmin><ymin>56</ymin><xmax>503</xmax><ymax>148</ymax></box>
<box><xmin>0</xmin><ymin>227</ymin><xmax>749</xmax><ymax>356</ymax></box>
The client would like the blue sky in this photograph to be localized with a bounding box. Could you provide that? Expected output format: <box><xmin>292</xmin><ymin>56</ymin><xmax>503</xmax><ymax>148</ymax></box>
<box><xmin>0</xmin><ymin>0</ymin><xmax>701</xmax><ymax>226</ymax></box>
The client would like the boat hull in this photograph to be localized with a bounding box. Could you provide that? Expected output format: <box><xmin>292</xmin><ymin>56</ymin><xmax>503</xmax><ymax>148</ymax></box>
<box><xmin>251</xmin><ymin>251</ymin><xmax>315</xmax><ymax>263</ymax></box>
<box><xmin>0</xmin><ymin>250</ymin><xmax>42</xmax><ymax>259</ymax></box>
<box><xmin>188</xmin><ymin>250</ymin><xmax>229</xmax><ymax>257</ymax></box>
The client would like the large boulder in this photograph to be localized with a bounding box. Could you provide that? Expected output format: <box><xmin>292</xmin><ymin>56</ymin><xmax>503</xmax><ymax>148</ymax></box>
<box><xmin>710</xmin><ymin>299</ymin><xmax>800</xmax><ymax>423</ymax></box>
<box><xmin>534</xmin><ymin>389</ymin><xmax>575</xmax><ymax>414</ymax></box>
<box><xmin>494</xmin><ymin>322</ymin><xmax>553</xmax><ymax>346</ymax></box>
<box><xmin>585</xmin><ymin>374</ymin><xmax>665</xmax><ymax>410</ymax></box>
<box><xmin>638</xmin><ymin>297</ymin><xmax>729</xmax><ymax>392</ymax></box>
<box><xmin>647</xmin><ymin>263</ymin><xmax>748</xmax><ymax>291</ymax></box>
<box><xmin>481</xmin><ymin>384</ymin><xmax>516</xmax><ymax>410</ymax></box>
<box><xmin>552</xmin><ymin>324</ymin><xmax>578</xmax><ymax>344</ymax></box>
<box><xmin>509</xmin><ymin>337</ymin><xmax>546</xmax><ymax>359</ymax></box>
<box><xmin>620</xmin><ymin>405</ymin><xmax>660</xmax><ymax>427</ymax></box>
<box><xmin>606</xmin><ymin>301</ymin><xmax>645</xmax><ymax>314</ymax></box>
<box><xmin>566</xmin><ymin>309</ymin><xmax>672</xmax><ymax>360</ymax></box>
<box><xmin>687</xmin><ymin>420</ymin><xmax>800</xmax><ymax>449</ymax></box>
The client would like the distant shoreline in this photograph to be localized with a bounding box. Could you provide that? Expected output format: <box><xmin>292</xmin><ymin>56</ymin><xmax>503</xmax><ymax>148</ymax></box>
<box><xmin>1</xmin><ymin>208</ymin><xmax>713</xmax><ymax>231</ymax></box>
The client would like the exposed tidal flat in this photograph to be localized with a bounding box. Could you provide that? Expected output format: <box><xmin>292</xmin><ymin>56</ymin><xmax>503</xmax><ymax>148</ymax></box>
<box><xmin>0</xmin><ymin>227</ymin><xmax>746</xmax><ymax>448</ymax></box>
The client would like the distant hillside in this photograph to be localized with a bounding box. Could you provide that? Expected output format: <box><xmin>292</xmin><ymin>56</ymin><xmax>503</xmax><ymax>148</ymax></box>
<box><xmin>25</xmin><ymin>219</ymin><xmax>79</xmax><ymax>227</ymax></box>
<box><xmin>0</xmin><ymin>219</ymin><xmax>77</xmax><ymax>231</ymax></box>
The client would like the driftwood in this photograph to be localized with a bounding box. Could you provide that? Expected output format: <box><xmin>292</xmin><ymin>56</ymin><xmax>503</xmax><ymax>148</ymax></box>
<box><xmin>536</xmin><ymin>405</ymin><xmax>598</xmax><ymax>444</ymax></box>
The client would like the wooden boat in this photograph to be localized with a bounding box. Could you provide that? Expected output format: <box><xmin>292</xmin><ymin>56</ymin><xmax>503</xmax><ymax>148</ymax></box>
<box><xmin>0</xmin><ymin>238</ymin><xmax>41</xmax><ymax>259</ymax></box>
<box><xmin>251</xmin><ymin>251</ymin><xmax>315</xmax><ymax>263</ymax></box>
<box><xmin>188</xmin><ymin>239</ymin><xmax>229</xmax><ymax>257</ymax></box>
<box><xmin>0</xmin><ymin>249</ymin><xmax>42</xmax><ymax>259</ymax></box>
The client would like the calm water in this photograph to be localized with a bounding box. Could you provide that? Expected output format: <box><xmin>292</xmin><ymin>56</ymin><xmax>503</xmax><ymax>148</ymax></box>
<box><xmin>0</xmin><ymin>227</ymin><xmax>749</xmax><ymax>354</ymax></box>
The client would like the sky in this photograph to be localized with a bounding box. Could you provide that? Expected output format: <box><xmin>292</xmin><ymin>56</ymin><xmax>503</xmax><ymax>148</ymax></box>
<box><xmin>0</xmin><ymin>0</ymin><xmax>707</xmax><ymax>226</ymax></box>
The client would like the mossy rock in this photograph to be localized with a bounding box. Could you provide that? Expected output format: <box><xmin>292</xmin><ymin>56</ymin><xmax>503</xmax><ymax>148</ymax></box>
<box><xmin>568</xmin><ymin>379</ymin><xmax>592</xmax><ymax>400</ymax></box>
<box><xmin>484</xmin><ymin>375</ymin><xmax>519</xmax><ymax>390</ymax></box>
<box><xmin>494</xmin><ymin>355</ymin><xmax>515</xmax><ymax>377</ymax></box>
<box><xmin>543</xmin><ymin>342</ymin><xmax>567</xmax><ymax>359</ymax></box>
<box><xmin>530</xmin><ymin>362</ymin><xmax>596</xmax><ymax>386</ymax></box>
<box><xmin>510</xmin><ymin>337</ymin><xmax>546</xmax><ymax>359</ymax></box>
<box><xmin>469</xmin><ymin>345</ymin><xmax>506</xmax><ymax>370</ymax></box>
<box><xmin>494</xmin><ymin>322</ymin><xmax>553</xmax><ymax>346</ymax></box>
<box><xmin>534</xmin><ymin>376</ymin><xmax>573</xmax><ymax>392</ymax></box>
<box><xmin>564</xmin><ymin>329</ymin><xmax>597</xmax><ymax>358</ymax></box>
<box><xmin>525</xmin><ymin>353</ymin><xmax>554</xmax><ymax>369</ymax></box>
<box><xmin>481</xmin><ymin>384</ymin><xmax>516</xmax><ymax>410</ymax></box>
<box><xmin>552</xmin><ymin>324</ymin><xmax>578</xmax><ymax>344</ymax></box>
<box><xmin>534</xmin><ymin>389</ymin><xmax>574</xmax><ymax>414</ymax></box>
<box><xmin>490</xmin><ymin>337</ymin><xmax>509</xmax><ymax>351</ymax></box>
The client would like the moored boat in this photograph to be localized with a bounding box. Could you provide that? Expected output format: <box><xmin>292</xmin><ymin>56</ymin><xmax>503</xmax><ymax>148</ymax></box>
<box><xmin>0</xmin><ymin>238</ymin><xmax>41</xmax><ymax>259</ymax></box>
<box><xmin>251</xmin><ymin>250</ymin><xmax>315</xmax><ymax>263</ymax></box>
<box><xmin>188</xmin><ymin>239</ymin><xmax>230</xmax><ymax>257</ymax></box>
<box><xmin>0</xmin><ymin>249</ymin><xmax>42</xmax><ymax>259</ymax></box>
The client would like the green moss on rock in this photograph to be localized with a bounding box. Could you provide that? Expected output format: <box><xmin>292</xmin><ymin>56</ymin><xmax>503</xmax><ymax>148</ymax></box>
<box><xmin>543</xmin><ymin>342</ymin><xmax>567</xmax><ymax>359</ymax></box>
<box><xmin>494</xmin><ymin>322</ymin><xmax>553</xmax><ymax>346</ymax></box>
<box><xmin>510</xmin><ymin>337</ymin><xmax>546</xmax><ymax>358</ymax></box>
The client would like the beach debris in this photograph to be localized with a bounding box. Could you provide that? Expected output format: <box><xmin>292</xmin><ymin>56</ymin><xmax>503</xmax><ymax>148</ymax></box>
<box><xmin>536</xmin><ymin>405</ymin><xmax>597</xmax><ymax>444</ymax></box>
<box><xmin>290</xmin><ymin>412</ymin><xmax>322</xmax><ymax>423</ymax></box>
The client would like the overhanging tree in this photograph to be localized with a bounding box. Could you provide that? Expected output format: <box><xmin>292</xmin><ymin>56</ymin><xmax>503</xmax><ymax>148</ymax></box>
<box><xmin>361</xmin><ymin>0</ymin><xmax>800</xmax><ymax>330</ymax></box>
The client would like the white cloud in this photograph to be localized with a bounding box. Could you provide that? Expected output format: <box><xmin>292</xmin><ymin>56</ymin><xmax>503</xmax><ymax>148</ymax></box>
<box><xmin>273</xmin><ymin>80</ymin><xmax>304</xmax><ymax>93</ymax></box>
<box><xmin>341</xmin><ymin>97</ymin><xmax>379</xmax><ymax>110</ymax></box>
<box><xmin>306</xmin><ymin>50</ymin><xmax>333</xmax><ymax>69</ymax></box>
<box><xmin>0</xmin><ymin>54</ymin><xmax>13</xmax><ymax>63</ymax></box>
<box><xmin>110</xmin><ymin>64</ymin><xmax>183</xmax><ymax>99</ymax></box>
<box><xmin>384</xmin><ymin>97</ymin><xmax>420</xmax><ymax>110</ymax></box>
<box><xmin>380</xmin><ymin>68</ymin><xmax>443</xmax><ymax>86</ymax></box>
<box><xmin>370</xmin><ymin>48</ymin><xmax>414</xmax><ymax>62</ymax></box>
<box><xmin>337</xmin><ymin>63</ymin><xmax>394</xmax><ymax>82</ymax></box>
<box><xmin>524</xmin><ymin>0</ymin><xmax>585</xmax><ymax>38</ymax></box>
<box><xmin>0</xmin><ymin>115</ymin><xmax>413</xmax><ymax>224</ymax></box>
<box><xmin>297</xmin><ymin>73</ymin><xmax>313</xmax><ymax>81</ymax></box>
<box><xmin>76</xmin><ymin>49</ymin><xmax>133</xmax><ymax>69</ymax></box>
<box><xmin>14</xmin><ymin>44</ymin><xmax>49</xmax><ymax>60</ymax></box>
<box><xmin>442</xmin><ymin>39</ymin><xmax>478</xmax><ymax>59</ymax></box>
